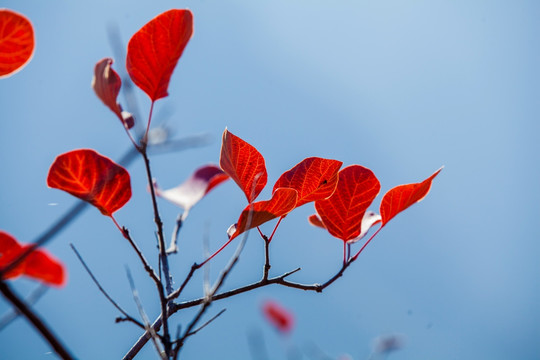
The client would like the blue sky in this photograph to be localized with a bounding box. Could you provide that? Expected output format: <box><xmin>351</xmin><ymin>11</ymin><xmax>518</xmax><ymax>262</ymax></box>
<box><xmin>1</xmin><ymin>1</ymin><xmax>539</xmax><ymax>359</ymax></box>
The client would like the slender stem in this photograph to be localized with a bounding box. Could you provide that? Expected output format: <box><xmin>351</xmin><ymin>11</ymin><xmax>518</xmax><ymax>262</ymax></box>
<box><xmin>70</xmin><ymin>244</ymin><xmax>145</xmax><ymax>330</ymax></box>
<box><xmin>0</xmin><ymin>285</ymin><xmax>48</xmax><ymax>331</ymax></box>
<box><xmin>0</xmin><ymin>280</ymin><xmax>74</xmax><ymax>360</ymax></box>
<box><xmin>351</xmin><ymin>226</ymin><xmax>383</xmax><ymax>261</ymax></box>
<box><xmin>263</xmin><ymin>238</ymin><xmax>271</xmax><ymax>280</ymax></box>
<box><xmin>267</xmin><ymin>216</ymin><xmax>283</xmax><ymax>243</ymax></box>
<box><xmin>144</xmin><ymin>101</ymin><xmax>156</xmax><ymax>143</ymax></box>
<box><xmin>168</xmin><ymin>263</ymin><xmax>198</xmax><ymax>302</ymax></box>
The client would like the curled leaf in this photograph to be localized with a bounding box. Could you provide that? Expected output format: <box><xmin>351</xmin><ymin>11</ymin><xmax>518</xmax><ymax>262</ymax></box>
<box><xmin>273</xmin><ymin>157</ymin><xmax>342</xmax><ymax>208</ymax></box>
<box><xmin>0</xmin><ymin>231</ymin><xmax>66</xmax><ymax>287</ymax></box>
<box><xmin>262</xmin><ymin>300</ymin><xmax>294</xmax><ymax>334</ymax></box>
<box><xmin>155</xmin><ymin>164</ymin><xmax>229</xmax><ymax>212</ymax></box>
<box><xmin>126</xmin><ymin>9</ymin><xmax>193</xmax><ymax>101</ymax></box>
<box><xmin>92</xmin><ymin>58</ymin><xmax>134</xmax><ymax>129</ymax></box>
<box><xmin>0</xmin><ymin>9</ymin><xmax>34</xmax><ymax>78</ymax></box>
<box><xmin>315</xmin><ymin>165</ymin><xmax>380</xmax><ymax>242</ymax></box>
<box><xmin>229</xmin><ymin>188</ymin><xmax>297</xmax><ymax>240</ymax></box>
<box><xmin>219</xmin><ymin>128</ymin><xmax>267</xmax><ymax>203</ymax></box>
<box><xmin>47</xmin><ymin>149</ymin><xmax>131</xmax><ymax>216</ymax></box>
<box><xmin>380</xmin><ymin>167</ymin><xmax>442</xmax><ymax>226</ymax></box>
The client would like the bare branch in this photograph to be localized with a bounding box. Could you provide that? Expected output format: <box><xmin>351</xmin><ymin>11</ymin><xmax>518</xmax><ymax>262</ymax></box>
<box><xmin>70</xmin><ymin>244</ymin><xmax>144</xmax><ymax>330</ymax></box>
<box><xmin>0</xmin><ymin>284</ymin><xmax>47</xmax><ymax>331</ymax></box>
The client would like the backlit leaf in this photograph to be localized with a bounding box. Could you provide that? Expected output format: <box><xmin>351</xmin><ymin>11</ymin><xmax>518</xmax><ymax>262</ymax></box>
<box><xmin>309</xmin><ymin>210</ymin><xmax>381</xmax><ymax>243</ymax></box>
<box><xmin>47</xmin><ymin>149</ymin><xmax>131</xmax><ymax>216</ymax></box>
<box><xmin>155</xmin><ymin>164</ymin><xmax>229</xmax><ymax>211</ymax></box>
<box><xmin>273</xmin><ymin>157</ymin><xmax>342</xmax><ymax>208</ymax></box>
<box><xmin>262</xmin><ymin>300</ymin><xmax>294</xmax><ymax>334</ymax></box>
<box><xmin>126</xmin><ymin>9</ymin><xmax>193</xmax><ymax>101</ymax></box>
<box><xmin>0</xmin><ymin>231</ymin><xmax>66</xmax><ymax>287</ymax></box>
<box><xmin>0</xmin><ymin>9</ymin><xmax>34</xmax><ymax>78</ymax></box>
<box><xmin>92</xmin><ymin>58</ymin><xmax>134</xmax><ymax>129</ymax></box>
<box><xmin>380</xmin><ymin>167</ymin><xmax>442</xmax><ymax>225</ymax></box>
<box><xmin>219</xmin><ymin>129</ymin><xmax>267</xmax><ymax>203</ymax></box>
<box><xmin>315</xmin><ymin>165</ymin><xmax>380</xmax><ymax>242</ymax></box>
<box><xmin>229</xmin><ymin>188</ymin><xmax>298</xmax><ymax>240</ymax></box>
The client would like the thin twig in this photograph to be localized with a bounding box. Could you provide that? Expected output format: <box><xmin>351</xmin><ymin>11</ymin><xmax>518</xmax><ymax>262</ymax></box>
<box><xmin>0</xmin><ymin>284</ymin><xmax>48</xmax><ymax>331</ymax></box>
<box><xmin>70</xmin><ymin>244</ymin><xmax>144</xmax><ymax>330</ymax></box>
<box><xmin>125</xmin><ymin>267</ymin><xmax>166</xmax><ymax>360</ymax></box>
<box><xmin>167</xmin><ymin>214</ymin><xmax>184</xmax><ymax>254</ymax></box>
<box><xmin>0</xmin><ymin>280</ymin><xmax>74</xmax><ymax>360</ymax></box>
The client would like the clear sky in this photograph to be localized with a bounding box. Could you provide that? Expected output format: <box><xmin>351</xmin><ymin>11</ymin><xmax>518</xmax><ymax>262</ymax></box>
<box><xmin>1</xmin><ymin>1</ymin><xmax>539</xmax><ymax>359</ymax></box>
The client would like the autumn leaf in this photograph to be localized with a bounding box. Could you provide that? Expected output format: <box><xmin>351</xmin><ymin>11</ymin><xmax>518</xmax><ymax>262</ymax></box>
<box><xmin>155</xmin><ymin>164</ymin><xmax>229</xmax><ymax>213</ymax></box>
<box><xmin>273</xmin><ymin>157</ymin><xmax>342</xmax><ymax>208</ymax></box>
<box><xmin>0</xmin><ymin>231</ymin><xmax>66</xmax><ymax>287</ymax></box>
<box><xmin>380</xmin><ymin>167</ymin><xmax>442</xmax><ymax>226</ymax></box>
<box><xmin>0</xmin><ymin>9</ymin><xmax>34</xmax><ymax>78</ymax></box>
<box><xmin>228</xmin><ymin>188</ymin><xmax>298</xmax><ymax>240</ymax></box>
<box><xmin>126</xmin><ymin>9</ymin><xmax>193</xmax><ymax>101</ymax></box>
<box><xmin>47</xmin><ymin>149</ymin><xmax>131</xmax><ymax>217</ymax></box>
<box><xmin>309</xmin><ymin>210</ymin><xmax>381</xmax><ymax>243</ymax></box>
<box><xmin>92</xmin><ymin>58</ymin><xmax>134</xmax><ymax>129</ymax></box>
<box><xmin>219</xmin><ymin>129</ymin><xmax>267</xmax><ymax>203</ymax></box>
<box><xmin>315</xmin><ymin>165</ymin><xmax>380</xmax><ymax>242</ymax></box>
<box><xmin>262</xmin><ymin>300</ymin><xmax>294</xmax><ymax>334</ymax></box>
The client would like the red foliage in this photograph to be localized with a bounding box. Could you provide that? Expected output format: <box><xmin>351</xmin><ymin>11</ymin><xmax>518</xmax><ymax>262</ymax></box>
<box><xmin>380</xmin><ymin>167</ymin><xmax>442</xmax><ymax>226</ymax></box>
<box><xmin>262</xmin><ymin>300</ymin><xmax>294</xmax><ymax>334</ymax></box>
<box><xmin>155</xmin><ymin>164</ymin><xmax>229</xmax><ymax>211</ymax></box>
<box><xmin>229</xmin><ymin>188</ymin><xmax>298</xmax><ymax>240</ymax></box>
<box><xmin>273</xmin><ymin>157</ymin><xmax>342</xmax><ymax>208</ymax></box>
<box><xmin>0</xmin><ymin>232</ymin><xmax>66</xmax><ymax>287</ymax></box>
<box><xmin>0</xmin><ymin>9</ymin><xmax>34</xmax><ymax>78</ymax></box>
<box><xmin>314</xmin><ymin>165</ymin><xmax>380</xmax><ymax>242</ymax></box>
<box><xmin>219</xmin><ymin>129</ymin><xmax>267</xmax><ymax>203</ymax></box>
<box><xmin>126</xmin><ymin>9</ymin><xmax>193</xmax><ymax>101</ymax></box>
<box><xmin>47</xmin><ymin>149</ymin><xmax>131</xmax><ymax>217</ymax></box>
<box><xmin>92</xmin><ymin>58</ymin><xmax>134</xmax><ymax>129</ymax></box>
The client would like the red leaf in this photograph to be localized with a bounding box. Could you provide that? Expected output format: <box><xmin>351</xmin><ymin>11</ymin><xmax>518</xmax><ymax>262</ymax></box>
<box><xmin>0</xmin><ymin>231</ymin><xmax>66</xmax><ymax>287</ymax></box>
<box><xmin>126</xmin><ymin>9</ymin><xmax>193</xmax><ymax>101</ymax></box>
<box><xmin>47</xmin><ymin>149</ymin><xmax>131</xmax><ymax>216</ymax></box>
<box><xmin>219</xmin><ymin>129</ymin><xmax>267</xmax><ymax>203</ymax></box>
<box><xmin>155</xmin><ymin>164</ymin><xmax>229</xmax><ymax>211</ymax></box>
<box><xmin>309</xmin><ymin>211</ymin><xmax>381</xmax><ymax>242</ymax></box>
<box><xmin>229</xmin><ymin>188</ymin><xmax>297</xmax><ymax>240</ymax></box>
<box><xmin>314</xmin><ymin>165</ymin><xmax>380</xmax><ymax>242</ymax></box>
<box><xmin>262</xmin><ymin>300</ymin><xmax>294</xmax><ymax>334</ymax></box>
<box><xmin>380</xmin><ymin>167</ymin><xmax>442</xmax><ymax>226</ymax></box>
<box><xmin>273</xmin><ymin>157</ymin><xmax>342</xmax><ymax>208</ymax></box>
<box><xmin>308</xmin><ymin>214</ymin><xmax>326</xmax><ymax>229</ymax></box>
<box><xmin>0</xmin><ymin>9</ymin><xmax>34</xmax><ymax>78</ymax></box>
<box><xmin>92</xmin><ymin>58</ymin><xmax>134</xmax><ymax>129</ymax></box>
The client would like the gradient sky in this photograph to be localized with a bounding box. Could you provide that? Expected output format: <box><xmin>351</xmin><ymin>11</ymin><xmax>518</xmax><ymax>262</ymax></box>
<box><xmin>1</xmin><ymin>1</ymin><xmax>539</xmax><ymax>359</ymax></box>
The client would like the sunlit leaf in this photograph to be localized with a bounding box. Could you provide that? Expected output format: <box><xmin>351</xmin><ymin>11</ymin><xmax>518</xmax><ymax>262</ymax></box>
<box><xmin>155</xmin><ymin>164</ymin><xmax>229</xmax><ymax>212</ymax></box>
<box><xmin>47</xmin><ymin>149</ymin><xmax>131</xmax><ymax>216</ymax></box>
<box><xmin>219</xmin><ymin>128</ymin><xmax>267</xmax><ymax>203</ymax></box>
<box><xmin>315</xmin><ymin>165</ymin><xmax>380</xmax><ymax>242</ymax></box>
<box><xmin>262</xmin><ymin>300</ymin><xmax>294</xmax><ymax>334</ymax></box>
<box><xmin>0</xmin><ymin>231</ymin><xmax>66</xmax><ymax>287</ymax></box>
<box><xmin>380</xmin><ymin>167</ymin><xmax>442</xmax><ymax>225</ymax></box>
<box><xmin>0</xmin><ymin>9</ymin><xmax>34</xmax><ymax>78</ymax></box>
<box><xmin>229</xmin><ymin>188</ymin><xmax>297</xmax><ymax>240</ymax></box>
<box><xmin>126</xmin><ymin>9</ymin><xmax>193</xmax><ymax>101</ymax></box>
<box><xmin>273</xmin><ymin>157</ymin><xmax>342</xmax><ymax>208</ymax></box>
<box><xmin>92</xmin><ymin>58</ymin><xmax>134</xmax><ymax>129</ymax></box>
<box><xmin>309</xmin><ymin>210</ymin><xmax>381</xmax><ymax>243</ymax></box>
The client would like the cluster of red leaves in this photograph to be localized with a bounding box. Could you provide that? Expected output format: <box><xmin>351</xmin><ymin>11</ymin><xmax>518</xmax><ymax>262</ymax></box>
<box><xmin>0</xmin><ymin>9</ymin><xmax>34</xmax><ymax>78</ymax></box>
<box><xmin>0</xmin><ymin>232</ymin><xmax>66</xmax><ymax>287</ymax></box>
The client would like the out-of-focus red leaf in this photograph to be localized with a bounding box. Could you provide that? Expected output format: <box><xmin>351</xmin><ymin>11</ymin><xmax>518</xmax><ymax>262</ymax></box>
<box><xmin>47</xmin><ymin>149</ymin><xmax>131</xmax><ymax>216</ymax></box>
<box><xmin>0</xmin><ymin>9</ymin><xmax>34</xmax><ymax>78</ymax></box>
<box><xmin>262</xmin><ymin>300</ymin><xmax>294</xmax><ymax>334</ymax></box>
<box><xmin>155</xmin><ymin>164</ymin><xmax>229</xmax><ymax>211</ymax></box>
<box><xmin>126</xmin><ymin>9</ymin><xmax>193</xmax><ymax>101</ymax></box>
<box><xmin>308</xmin><ymin>211</ymin><xmax>382</xmax><ymax>243</ymax></box>
<box><xmin>315</xmin><ymin>165</ymin><xmax>380</xmax><ymax>242</ymax></box>
<box><xmin>229</xmin><ymin>188</ymin><xmax>297</xmax><ymax>240</ymax></box>
<box><xmin>92</xmin><ymin>58</ymin><xmax>134</xmax><ymax>129</ymax></box>
<box><xmin>0</xmin><ymin>231</ymin><xmax>66</xmax><ymax>287</ymax></box>
<box><xmin>273</xmin><ymin>157</ymin><xmax>342</xmax><ymax>208</ymax></box>
<box><xmin>380</xmin><ymin>167</ymin><xmax>442</xmax><ymax>226</ymax></box>
<box><xmin>219</xmin><ymin>129</ymin><xmax>267</xmax><ymax>203</ymax></box>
